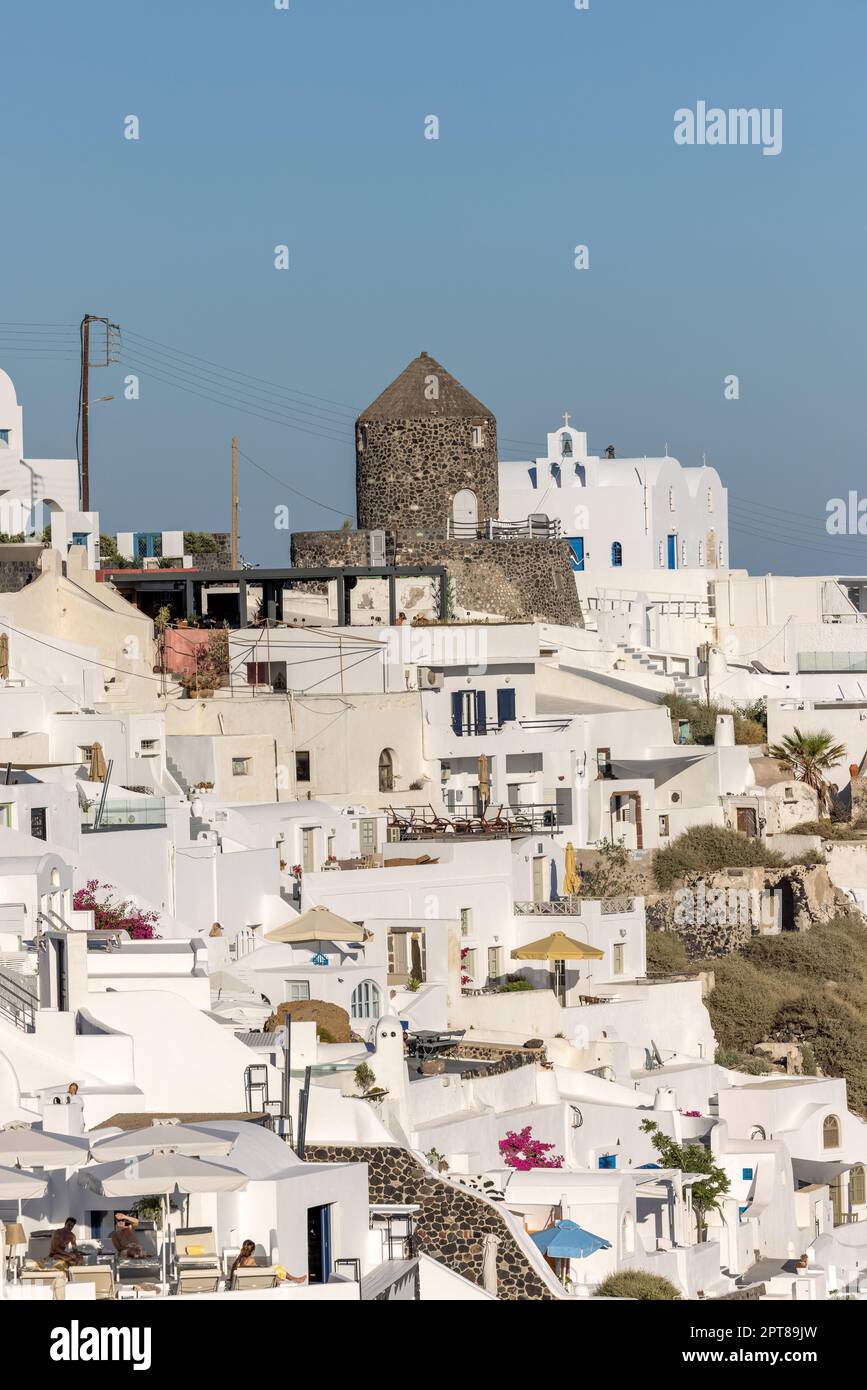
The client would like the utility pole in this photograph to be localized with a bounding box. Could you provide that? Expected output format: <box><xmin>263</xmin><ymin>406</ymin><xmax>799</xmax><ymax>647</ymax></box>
<box><xmin>231</xmin><ymin>436</ymin><xmax>239</xmax><ymax>568</ymax></box>
<box><xmin>78</xmin><ymin>313</ymin><xmax>119</xmax><ymax>512</ymax></box>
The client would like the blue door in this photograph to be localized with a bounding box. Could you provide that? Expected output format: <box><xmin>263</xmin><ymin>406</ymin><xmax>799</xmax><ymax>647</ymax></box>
<box><xmin>567</xmin><ymin>537</ymin><xmax>585</xmax><ymax>572</ymax></box>
<box><xmin>598</xmin><ymin>1153</ymin><xmax>617</xmax><ymax>1170</ymax></box>
<box><xmin>667</xmin><ymin>534</ymin><xmax>677</xmax><ymax>570</ymax></box>
<box><xmin>307</xmin><ymin>1204</ymin><xmax>332</xmax><ymax>1283</ymax></box>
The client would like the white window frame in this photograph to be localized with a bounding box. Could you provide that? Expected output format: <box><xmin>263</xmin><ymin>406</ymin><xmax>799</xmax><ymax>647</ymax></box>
<box><xmin>351</xmin><ymin>979</ymin><xmax>382</xmax><ymax>1021</ymax></box>
<box><xmin>231</xmin><ymin>757</ymin><xmax>252</xmax><ymax>777</ymax></box>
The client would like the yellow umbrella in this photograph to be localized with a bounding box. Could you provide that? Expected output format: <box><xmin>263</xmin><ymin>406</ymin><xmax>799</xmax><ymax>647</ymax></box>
<box><xmin>562</xmin><ymin>842</ymin><xmax>581</xmax><ymax>896</ymax></box>
<box><xmin>511</xmin><ymin>931</ymin><xmax>604</xmax><ymax>962</ymax></box>
<box><xmin>265</xmin><ymin>904</ymin><xmax>365</xmax><ymax>944</ymax></box>
<box><xmin>89</xmin><ymin>741</ymin><xmax>107</xmax><ymax>782</ymax></box>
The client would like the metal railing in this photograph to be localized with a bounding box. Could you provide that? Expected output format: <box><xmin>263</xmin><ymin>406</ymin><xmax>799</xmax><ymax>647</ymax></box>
<box><xmin>445</xmin><ymin>518</ymin><xmax>562</xmax><ymax>541</ymax></box>
<box><xmin>388</xmin><ymin>804</ymin><xmax>559</xmax><ymax>837</ymax></box>
<box><xmin>0</xmin><ymin>967</ymin><xmax>37</xmax><ymax>1032</ymax></box>
<box><xmin>514</xmin><ymin>897</ymin><xmax>584</xmax><ymax>915</ymax></box>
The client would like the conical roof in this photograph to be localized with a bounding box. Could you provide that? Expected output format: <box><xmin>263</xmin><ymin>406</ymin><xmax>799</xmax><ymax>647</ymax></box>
<box><xmin>358</xmin><ymin>352</ymin><xmax>493</xmax><ymax>422</ymax></box>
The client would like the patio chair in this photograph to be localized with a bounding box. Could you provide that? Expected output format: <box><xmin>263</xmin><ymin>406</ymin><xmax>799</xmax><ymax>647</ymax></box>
<box><xmin>174</xmin><ymin>1226</ymin><xmax>222</xmax><ymax>1277</ymax></box>
<box><xmin>26</xmin><ymin>1229</ymin><xmax>56</xmax><ymax>1263</ymax></box>
<box><xmin>69</xmin><ymin>1265</ymin><xmax>116</xmax><ymax>1300</ymax></box>
<box><xmin>176</xmin><ymin>1268</ymin><xmax>222</xmax><ymax>1295</ymax></box>
<box><xmin>228</xmin><ymin>1264</ymin><xmax>278</xmax><ymax>1291</ymax></box>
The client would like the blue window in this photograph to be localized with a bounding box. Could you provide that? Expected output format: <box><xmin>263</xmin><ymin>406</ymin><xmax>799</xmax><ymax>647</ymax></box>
<box><xmin>598</xmin><ymin>1153</ymin><xmax>617</xmax><ymax>1170</ymax></box>
<box><xmin>0</xmin><ymin>429</ymin><xmax>9</xmax><ymax>447</ymax></box>
<box><xmin>497</xmin><ymin>688</ymin><xmax>516</xmax><ymax>726</ymax></box>
<box><xmin>611</xmin><ymin>541</ymin><xmax>623</xmax><ymax>567</ymax></box>
<box><xmin>742</xmin><ymin>1167</ymin><xmax>754</xmax><ymax>1181</ymax></box>
<box><xmin>667</xmin><ymin>533</ymin><xmax>677</xmax><ymax>570</ymax></box>
<box><xmin>567</xmin><ymin>537</ymin><xmax>585</xmax><ymax>572</ymax></box>
<box><xmin>72</xmin><ymin>532</ymin><xmax>89</xmax><ymax>547</ymax></box>
<box><xmin>451</xmin><ymin>690</ymin><xmax>486</xmax><ymax>737</ymax></box>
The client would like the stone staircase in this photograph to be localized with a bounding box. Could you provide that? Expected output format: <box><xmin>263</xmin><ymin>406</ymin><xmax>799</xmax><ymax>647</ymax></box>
<box><xmin>614</xmin><ymin>643</ymin><xmax>694</xmax><ymax>694</ymax></box>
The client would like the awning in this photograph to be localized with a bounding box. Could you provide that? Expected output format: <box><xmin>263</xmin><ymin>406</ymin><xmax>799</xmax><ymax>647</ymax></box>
<box><xmin>607</xmin><ymin>754</ymin><xmax>710</xmax><ymax>786</ymax></box>
<box><xmin>512</xmin><ymin>931</ymin><xmax>604</xmax><ymax>962</ymax></box>
<box><xmin>265</xmin><ymin>904</ymin><xmax>365</xmax><ymax>944</ymax></box>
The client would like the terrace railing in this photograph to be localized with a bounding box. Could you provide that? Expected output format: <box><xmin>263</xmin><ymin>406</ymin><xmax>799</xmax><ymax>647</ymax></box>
<box><xmin>0</xmin><ymin>966</ymin><xmax>37</xmax><ymax>1032</ymax></box>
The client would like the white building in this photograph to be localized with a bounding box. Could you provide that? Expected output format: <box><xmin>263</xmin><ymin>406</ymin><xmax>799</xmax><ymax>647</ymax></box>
<box><xmin>498</xmin><ymin>419</ymin><xmax>729</xmax><ymax>577</ymax></box>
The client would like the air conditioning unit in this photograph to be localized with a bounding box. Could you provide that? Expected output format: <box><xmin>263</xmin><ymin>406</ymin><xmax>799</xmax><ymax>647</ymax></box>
<box><xmin>419</xmin><ymin>667</ymin><xmax>443</xmax><ymax>690</ymax></box>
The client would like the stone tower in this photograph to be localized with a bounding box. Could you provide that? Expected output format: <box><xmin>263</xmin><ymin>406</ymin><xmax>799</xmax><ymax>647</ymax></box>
<box><xmin>355</xmin><ymin>351</ymin><xmax>499</xmax><ymax>534</ymax></box>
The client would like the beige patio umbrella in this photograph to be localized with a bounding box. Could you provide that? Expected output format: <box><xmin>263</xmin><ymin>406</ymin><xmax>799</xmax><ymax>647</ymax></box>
<box><xmin>477</xmin><ymin>753</ymin><xmax>490</xmax><ymax>810</ymax></box>
<box><xmin>90</xmin><ymin>1122</ymin><xmax>235</xmax><ymax>1161</ymax></box>
<box><xmin>265</xmin><ymin>904</ymin><xmax>365</xmax><ymax>945</ymax></box>
<box><xmin>0</xmin><ymin>1127</ymin><xmax>91</xmax><ymax>1170</ymax></box>
<box><xmin>562</xmin><ymin>842</ymin><xmax>581</xmax><ymax>896</ymax></box>
<box><xmin>89</xmin><ymin>741</ymin><xmax>107</xmax><ymax>782</ymax></box>
<box><xmin>0</xmin><ymin>632</ymin><xmax>9</xmax><ymax>680</ymax></box>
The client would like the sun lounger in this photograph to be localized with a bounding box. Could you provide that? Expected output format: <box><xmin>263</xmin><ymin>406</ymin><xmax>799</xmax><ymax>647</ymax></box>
<box><xmin>174</xmin><ymin>1226</ymin><xmax>222</xmax><ymax>1275</ymax></box>
<box><xmin>228</xmin><ymin>1265</ymin><xmax>278</xmax><ymax>1291</ymax></box>
<box><xmin>69</xmin><ymin>1265</ymin><xmax>115</xmax><ymax>1300</ymax></box>
<box><xmin>20</xmin><ymin>1267</ymin><xmax>67</xmax><ymax>1299</ymax></box>
<box><xmin>176</xmin><ymin>1269</ymin><xmax>222</xmax><ymax>1295</ymax></box>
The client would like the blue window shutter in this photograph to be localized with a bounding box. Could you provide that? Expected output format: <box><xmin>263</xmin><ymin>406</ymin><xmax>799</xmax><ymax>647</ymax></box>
<box><xmin>497</xmin><ymin>688</ymin><xmax>516</xmax><ymax>725</ymax></box>
<box><xmin>451</xmin><ymin>692</ymin><xmax>463</xmax><ymax>736</ymax></box>
<box><xmin>475</xmin><ymin>690</ymin><xmax>487</xmax><ymax>733</ymax></box>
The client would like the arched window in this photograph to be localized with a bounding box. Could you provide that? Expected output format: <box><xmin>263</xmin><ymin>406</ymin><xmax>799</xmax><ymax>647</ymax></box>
<box><xmin>668</xmin><ymin>487</ymin><xmax>675</xmax><ymax>512</ymax></box>
<box><xmin>706</xmin><ymin>487</ymin><xmax>713</xmax><ymax>512</ymax></box>
<box><xmin>698</xmin><ymin>540</ymin><xmax>705</xmax><ymax>567</ymax></box>
<box><xmin>378</xmin><ymin>748</ymin><xmax>395</xmax><ymax>793</ymax></box>
<box><xmin>851</xmin><ymin>1164</ymin><xmax>866</xmax><ymax>1205</ymax></box>
<box><xmin>611</xmin><ymin>541</ymin><xmax>623</xmax><ymax>568</ymax></box>
<box><xmin>823</xmin><ymin>1114</ymin><xmax>841</xmax><ymax>1149</ymax></box>
<box><xmin>351</xmin><ymin>980</ymin><xmax>382</xmax><ymax>1021</ymax></box>
<box><xmin>561</xmin><ymin>433</ymin><xmax>573</xmax><ymax>457</ymax></box>
<box><xmin>750</xmin><ymin>1125</ymin><xmax>766</xmax><ymax>1142</ymax></box>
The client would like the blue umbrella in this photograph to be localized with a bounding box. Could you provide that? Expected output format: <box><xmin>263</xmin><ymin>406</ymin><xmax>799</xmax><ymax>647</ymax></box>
<box><xmin>530</xmin><ymin>1220</ymin><xmax>611</xmax><ymax>1259</ymax></box>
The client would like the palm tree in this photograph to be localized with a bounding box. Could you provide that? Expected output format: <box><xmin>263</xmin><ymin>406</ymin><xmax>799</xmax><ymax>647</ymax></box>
<box><xmin>768</xmin><ymin>727</ymin><xmax>848</xmax><ymax>812</ymax></box>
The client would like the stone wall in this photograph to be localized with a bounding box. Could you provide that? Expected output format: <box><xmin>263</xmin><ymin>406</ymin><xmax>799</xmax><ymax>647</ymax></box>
<box><xmin>0</xmin><ymin>548</ymin><xmax>42</xmax><ymax>592</ymax></box>
<box><xmin>291</xmin><ymin>528</ymin><xmax>583</xmax><ymax>627</ymax></box>
<box><xmin>646</xmin><ymin>863</ymin><xmax>855</xmax><ymax>959</ymax></box>
<box><xmin>450</xmin><ymin>1042</ymin><xmax>546</xmax><ymax>1078</ymax></box>
<box><xmin>357</xmin><ymin>417</ymin><xmax>499</xmax><ymax>532</ymax></box>
<box><xmin>306</xmin><ymin>1142</ymin><xmax>557</xmax><ymax>1300</ymax></box>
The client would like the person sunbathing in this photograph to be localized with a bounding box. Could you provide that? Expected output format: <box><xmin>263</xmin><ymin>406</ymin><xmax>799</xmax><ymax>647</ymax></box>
<box><xmin>111</xmin><ymin>1213</ymin><xmax>147</xmax><ymax>1260</ymax></box>
<box><xmin>50</xmin><ymin>1218</ymin><xmax>84</xmax><ymax>1266</ymax></box>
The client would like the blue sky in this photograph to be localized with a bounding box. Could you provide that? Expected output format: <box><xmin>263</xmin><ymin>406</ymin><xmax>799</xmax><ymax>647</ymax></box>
<box><xmin>1</xmin><ymin>0</ymin><xmax>865</xmax><ymax>572</ymax></box>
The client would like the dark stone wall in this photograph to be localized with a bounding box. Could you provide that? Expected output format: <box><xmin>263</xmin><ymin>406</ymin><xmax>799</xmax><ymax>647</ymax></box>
<box><xmin>291</xmin><ymin>528</ymin><xmax>583</xmax><ymax>627</ymax></box>
<box><xmin>306</xmin><ymin>1143</ymin><xmax>557</xmax><ymax>1300</ymax></box>
<box><xmin>356</xmin><ymin>417</ymin><xmax>499</xmax><ymax>532</ymax></box>
<box><xmin>0</xmin><ymin>554</ymin><xmax>41</xmax><ymax>592</ymax></box>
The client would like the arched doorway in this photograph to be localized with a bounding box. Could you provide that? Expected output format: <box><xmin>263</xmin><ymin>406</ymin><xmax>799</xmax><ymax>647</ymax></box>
<box><xmin>452</xmin><ymin>489</ymin><xmax>478</xmax><ymax>534</ymax></box>
<box><xmin>378</xmin><ymin>748</ymin><xmax>395</xmax><ymax>793</ymax></box>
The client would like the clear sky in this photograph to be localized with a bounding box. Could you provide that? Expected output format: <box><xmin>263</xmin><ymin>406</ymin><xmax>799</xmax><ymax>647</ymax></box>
<box><xmin>1</xmin><ymin>0</ymin><xmax>865</xmax><ymax>573</ymax></box>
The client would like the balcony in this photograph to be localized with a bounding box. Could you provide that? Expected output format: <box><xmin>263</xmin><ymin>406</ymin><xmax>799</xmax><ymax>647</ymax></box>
<box><xmin>388</xmin><ymin>803</ymin><xmax>560</xmax><ymax>839</ymax></box>
<box><xmin>81</xmin><ymin>798</ymin><xmax>168</xmax><ymax>832</ymax></box>
<box><xmin>445</xmin><ymin>517</ymin><xmax>562</xmax><ymax>541</ymax></box>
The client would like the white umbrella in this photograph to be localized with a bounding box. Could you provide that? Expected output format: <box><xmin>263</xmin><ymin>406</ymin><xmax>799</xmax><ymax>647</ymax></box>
<box><xmin>90</xmin><ymin>1124</ymin><xmax>235</xmax><ymax>1161</ymax></box>
<box><xmin>0</xmin><ymin>1165</ymin><xmax>47</xmax><ymax>1201</ymax></box>
<box><xmin>0</xmin><ymin>1127</ymin><xmax>90</xmax><ymax>1170</ymax></box>
<box><xmin>79</xmin><ymin>1151</ymin><xmax>248</xmax><ymax>1287</ymax></box>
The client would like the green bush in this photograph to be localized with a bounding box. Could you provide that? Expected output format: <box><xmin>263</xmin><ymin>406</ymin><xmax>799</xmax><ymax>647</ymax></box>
<box><xmin>645</xmin><ymin>931</ymin><xmax>690</xmax><ymax>977</ymax></box>
<box><xmin>594</xmin><ymin>1270</ymin><xmax>680</xmax><ymax>1300</ymax></box>
<box><xmin>653</xmin><ymin>825</ymin><xmax>785</xmax><ymax>890</ymax></box>
<box><xmin>701</xmin><ymin>915</ymin><xmax>867</xmax><ymax>1113</ymax></box>
<box><xmin>660</xmin><ymin>694</ymin><xmax>767</xmax><ymax>747</ymax></box>
<box><xmin>715</xmin><ymin>1046</ymin><xmax>773</xmax><ymax>1075</ymax></box>
<box><xmin>499</xmin><ymin>979</ymin><xmax>534</xmax><ymax>993</ymax></box>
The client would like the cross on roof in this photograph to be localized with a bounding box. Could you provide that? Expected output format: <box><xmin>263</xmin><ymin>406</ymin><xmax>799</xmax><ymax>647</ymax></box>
<box><xmin>562</xmin><ymin>411</ymin><xmax>571</xmax><ymax>428</ymax></box>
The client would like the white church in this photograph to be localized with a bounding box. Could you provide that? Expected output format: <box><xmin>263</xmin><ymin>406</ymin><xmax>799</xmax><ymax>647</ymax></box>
<box><xmin>498</xmin><ymin>418</ymin><xmax>729</xmax><ymax>577</ymax></box>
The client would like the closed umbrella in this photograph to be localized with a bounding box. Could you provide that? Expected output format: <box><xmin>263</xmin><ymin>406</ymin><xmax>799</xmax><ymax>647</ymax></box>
<box><xmin>0</xmin><ymin>1127</ymin><xmax>90</xmax><ymax>1170</ymax></box>
<box><xmin>562</xmin><ymin>842</ymin><xmax>581</xmax><ymax>896</ymax></box>
<box><xmin>90</xmin><ymin>1123</ymin><xmax>235</xmax><ymax>1161</ymax></box>
<box><xmin>89</xmin><ymin>742</ymin><xmax>107</xmax><ymax>782</ymax></box>
<box><xmin>530</xmin><ymin>1220</ymin><xmax>611</xmax><ymax>1259</ymax></box>
<box><xmin>79</xmin><ymin>1151</ymin><xmax>248</xmax><ymax>1286</ymax></box>
<box><xmin>481</xmin><ymin>1233</ymin><xmax>498</xmax><ymax>1296</ymax></box>
<box><xmin>477</xmin><ymin>753</ymin><xmax>490</xmax><ymax>810</ymax></box>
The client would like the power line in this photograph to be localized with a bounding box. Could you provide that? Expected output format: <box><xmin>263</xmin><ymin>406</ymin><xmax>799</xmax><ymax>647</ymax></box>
<box><xmin>237</xmin><ymin>447</ymin><xmax>353</xmax><ymax>517</ymax></box>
